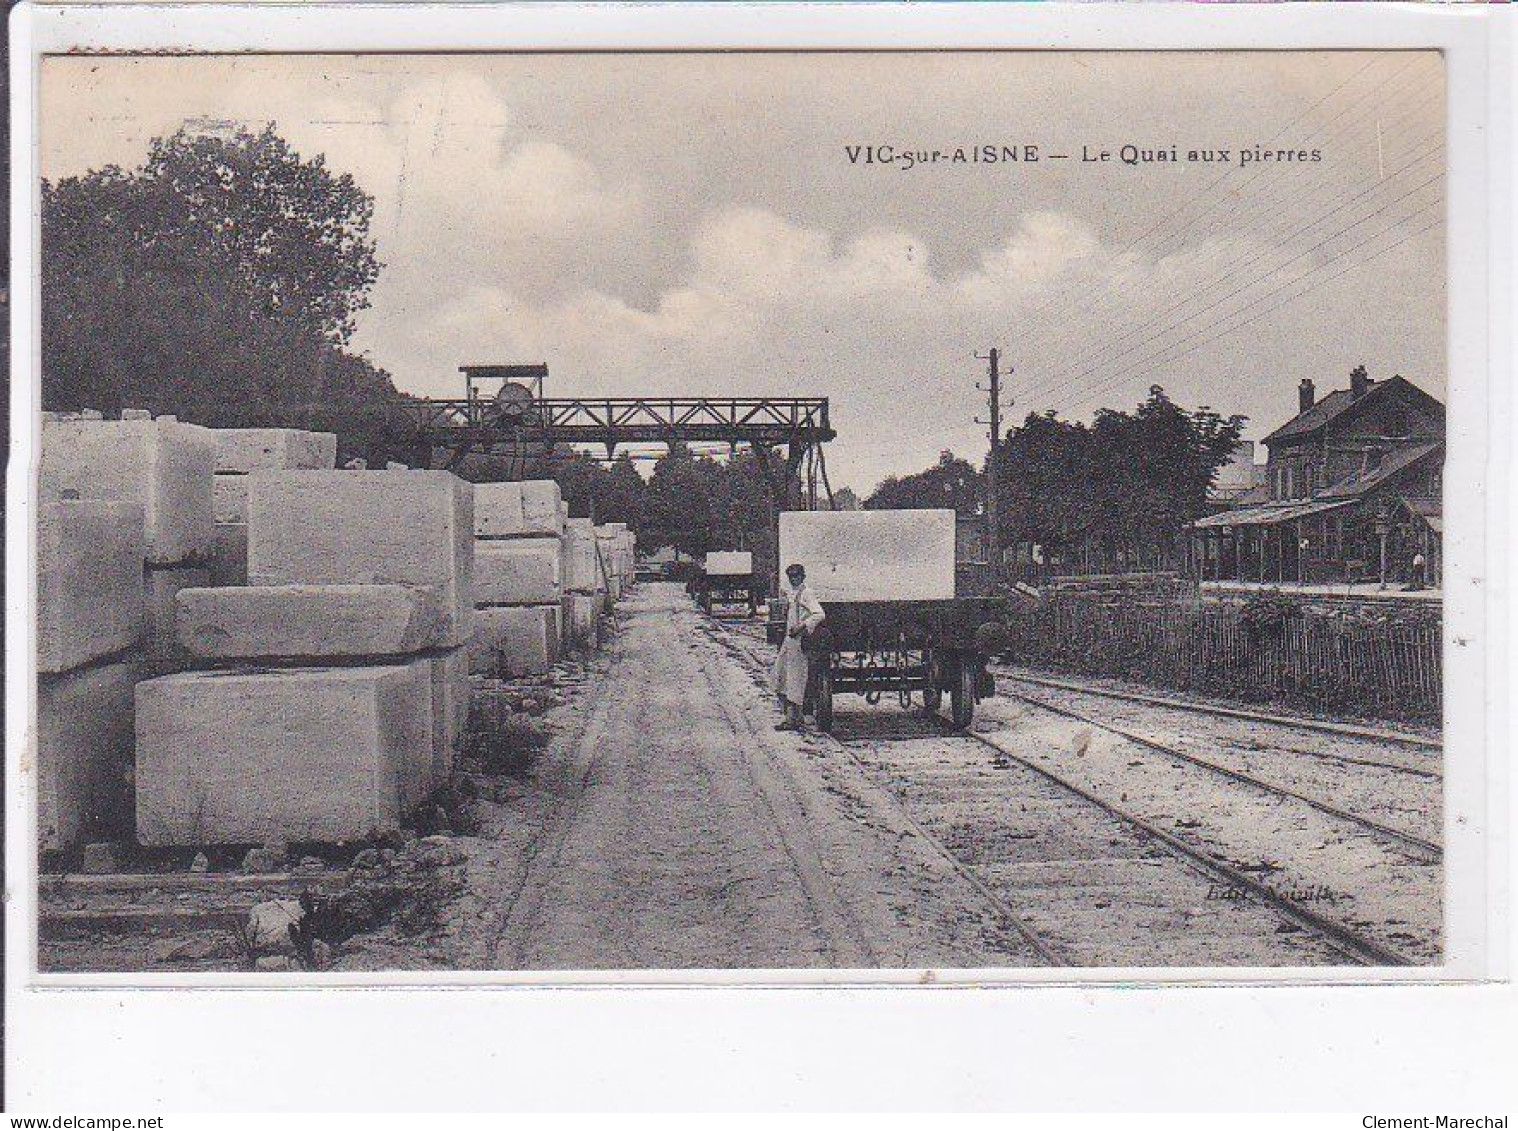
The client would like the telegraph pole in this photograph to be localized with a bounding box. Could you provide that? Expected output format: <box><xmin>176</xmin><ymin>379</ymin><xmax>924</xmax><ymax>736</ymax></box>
<box><xmin>976</xmin><ymin>348</ymin><xmax>1007</xmax><ymax>584</ymax></box>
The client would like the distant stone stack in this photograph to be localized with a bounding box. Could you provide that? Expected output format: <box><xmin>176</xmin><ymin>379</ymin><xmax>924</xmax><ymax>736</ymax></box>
<box><xmin>470</xmin><ymin>481</ymin><xmax>569</xmax><ymax>677</ymax></box>
<box><xmin>211</xmin><ymin>428</ymin><xmax>337</xmax><ymax>586</ymax></box>
<box><xmin>595</xmin><ymin>523</ymin><xmax>636</xmax><ymax>609</ymax></box>
<box><xmin>132</xmin><ymin>470</ymin><xmax>473</xmax><ymax>847</ymax></box>
<box><xmin>562</xmin><ymin>517</ymin><xmax>605</xmax><ymax>649</ymax></box>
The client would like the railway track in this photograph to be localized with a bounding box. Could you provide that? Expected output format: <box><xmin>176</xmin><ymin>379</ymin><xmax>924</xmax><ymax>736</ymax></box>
<box><xmin>999</xmin><ymin>691</ymin><xmax>1442</xmax><ymax>860</ymax></box>
<box><xmin>706</xmin><ymin>614</ymin><xmax>1412</xmax><ymax>967</ymax></box>
<box><xmin>994</xmin><ymin>668</ymin><xmax>1442</xmax><ymax>768</ymax></box>
<box><xmin>954</xmin><ymin>726</ymin><xmax>1415</xmax><ymax>967</ymax></box>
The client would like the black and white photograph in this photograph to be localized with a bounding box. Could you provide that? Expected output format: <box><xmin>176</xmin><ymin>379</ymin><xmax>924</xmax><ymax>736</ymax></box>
<box><xmin>18</xmin><ymin>42</ymin><xmax>1464</xmax><ymax>978</ymax></box>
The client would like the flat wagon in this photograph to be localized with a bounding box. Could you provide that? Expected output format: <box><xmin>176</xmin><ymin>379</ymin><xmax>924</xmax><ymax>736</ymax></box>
<box><xmin>694</xmin><ymin>551</ymin><xmax>761</xmax><ymax>616</ymax></box>
<box><xmin>775</xmin><ymin>509</ymin><xmax>1006</xmax><ymax>732</ymax></box>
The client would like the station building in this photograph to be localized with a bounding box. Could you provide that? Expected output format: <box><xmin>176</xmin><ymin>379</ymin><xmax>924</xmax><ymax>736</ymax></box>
<box><xmin>1190</xmin><ymin>366</ymin><xmax>1444</xmax><ymax>589</ymax></box>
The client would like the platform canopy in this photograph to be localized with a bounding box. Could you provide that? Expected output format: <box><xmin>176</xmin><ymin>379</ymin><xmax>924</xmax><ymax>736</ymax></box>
<box><xmin>1191</xmin><ymin>498</ymin><xmax>1355</xmax><ymax>530</ymax></box>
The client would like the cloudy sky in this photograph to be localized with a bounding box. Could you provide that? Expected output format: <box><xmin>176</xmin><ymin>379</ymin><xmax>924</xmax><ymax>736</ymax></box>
<box><xmin>42</xmin><ymin>51</ymin><xmax>1445</xmax><ymax>493</ymax></box>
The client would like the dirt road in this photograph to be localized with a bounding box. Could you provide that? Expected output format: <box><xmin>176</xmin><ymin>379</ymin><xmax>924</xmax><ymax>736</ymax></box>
<box><xmin>474</xmin><ymin>583</ymin><xmax>1048</xmax><ymax>970</ymax></box>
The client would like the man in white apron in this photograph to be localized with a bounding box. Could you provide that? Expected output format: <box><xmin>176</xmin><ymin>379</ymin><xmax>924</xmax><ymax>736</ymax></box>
<box><xmin>774</xmin><ymin>563</ymin><xmax>825</xmax><ymax>731</ymax></box>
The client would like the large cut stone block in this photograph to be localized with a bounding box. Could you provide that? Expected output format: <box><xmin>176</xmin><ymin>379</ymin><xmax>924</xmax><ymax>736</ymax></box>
<box><xmin>706</xmin><ymin>551</ymin><xmax>752</xmax><ymax>577</ymax></box>
<box><xmin>144</xmin><ymin>566</ymin><xmax>211</xmax><ymax>667</ymax></box>
<box><xmin>38</xmin><ymin>657</ymin><xmax>143</xmax><ymax>851</ymax></box>
<box><xmin>215</xmin><ymin>428</ymin><xmax>338</xmax><ymax>473</ymax></box>
<box><xmin>213</xmin><ymin>474</ymin><xmax>248</xmax><ymax>523</ymax></box>
<box><xmin>37</xmin><ymin>502</ymin><xmax>146</xmax><ymax>673</ymax></box>
<box><xmin>429</xmin><ymin>648</ymin><xmax>469</xmax><ymax>782</ymax></box>
<box><xmin>247</xmin><ymin>471</ymin><xmax>474</xmax><ymax>640</ymax></box>
<box><xmin>41</xmin><ymin>418</ymin><xmax>216</xmax><ymax>565</ymax></box>
<box><xmin>176</xmin><ymin>584</ymin><xmax>454</xmax><ymax>660</ymax></box>
<box><xmin>210</xmin><ymin>523</ymin><xmax>247</xmax><ymax>587</ymax></box>
<box><xmin>474</xmin><ymin>480</ymin><xmax>563</xmax><ymax>538</ymax></box>
<box><xmin>135</xmin><ymin>664</ymin><xmax>431</xmax><ymax>845</ymax></box>
<box><xmin>473</xmin><ymin>539</ymin><xmax>563</xmax><ymax>606</ymax></box>
<box><xmin>470</xmin><ymin>605</ymin><xmax>559</xmax><ymax>677</ymax></box>
<box><xmin>779</xmin><ymin>508</ymin><xmax>957</xmax><ymax>603</ymax></box>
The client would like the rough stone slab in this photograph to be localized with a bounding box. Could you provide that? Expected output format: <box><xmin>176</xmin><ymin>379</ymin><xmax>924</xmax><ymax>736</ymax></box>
<box><xmin>144</xmin><ymin>566</ymin><xmax>210</xmax><ymax>667</ymax></box>
<box><xmin>39</xmin><ymin>657</ymin><xmax>144</xmax><ymax>850</ymax></box>
<box><xmin>705</xmin><ymin>551</ymin><xmax>752</xmax><ymax>577</ymax></box>
<box><xmin>473</xmin><ymin>539</ymin><xmax>563</xmax><ymax>606</ymax></box>
<box><xmin>474</xmin><ymin>480</ymin><xmax>563</xmax><ymax>538</ymax></box>
<box><xmin>564</xmin><ymin>592</ymin><xmax>601</xmax><ymax>648</ymax></box>
<box><xmin>563</xmin><ymin>524</ymin><xmax>603</xmax><ymax>594</ymax></box>
<box><xmin>520</xmin><ymin>480</ymin><xmax>564</xmax><ymax>536</ymax></box>
<box><xmin>429</xmin><ymin>648</ymin><xmax>469</xmax><ymax>782</ymax></box>
<box><xmin>396</xmin><ymin>657</ymin><xmax>437</xmax><ymax>811</ymax></box>
<box><xmin>247</xmin><ymin>471</ymin><xmax>474</xmax><ymax>641</ymax></box>
<box><xmin>38</xmin><ymin>502</ymin><xmax>146</xmax><ymax>673</ymax></box>
<box><xmin>470</xmin><ymin>605</ymin><xmax>559</xmax><ymax>677</ymax></box>
<box><xmin>176</xmin><ymin>584</ymin><xmax>454</xmax><ymax>661</ymax></box>
<box><xmin>135</xmin><ymin>664</ymin><xmax>430</xmax><ymax>845</ymax></box>
<box><xmin>215</xmin><ymin>428</ymin><xmax>337</xmax><ymax>473</ymax></box>
<box><xmin>780</xmin><ymin>508</ymin><xmax>956</xmax><ymax>603</ymax></box>
<box><xmin>41</xmin><ymin>419</ymin><xmax>215</xmax><ymax>565</ymax></box>
<box><xmin>210</xmin><ymin>523</ymin><xmax>247</xmax><ymax>587</ymax></box>
<box><xmin>213</xmin><ymin>474</ymin><xmax>248</xmax><ymax>524</ymax></box>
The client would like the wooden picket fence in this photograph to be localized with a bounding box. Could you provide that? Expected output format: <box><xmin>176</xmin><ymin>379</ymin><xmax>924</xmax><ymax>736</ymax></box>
<box><xmin>1001</xmin><ymin>596</ymin><xmax>1442</xmax><ymax>722</ymax></box>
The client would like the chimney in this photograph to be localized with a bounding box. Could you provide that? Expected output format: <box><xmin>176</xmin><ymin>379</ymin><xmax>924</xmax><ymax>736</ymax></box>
<box><xmin>1298</xmin><ymin>379</ymin><xmax>1315</xmax><ymax>414</ymax></box>
<box><xmin>1350</xmin><ymin>364</ymin><xmax>1370</xmax><ymax>400</ymax></box>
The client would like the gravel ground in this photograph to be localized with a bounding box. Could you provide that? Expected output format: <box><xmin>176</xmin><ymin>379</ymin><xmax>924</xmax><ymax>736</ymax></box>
<box><xmin>454</xmin><ymin>583</ymin><xmax>1049</xmax><ymax>971</ymax></box>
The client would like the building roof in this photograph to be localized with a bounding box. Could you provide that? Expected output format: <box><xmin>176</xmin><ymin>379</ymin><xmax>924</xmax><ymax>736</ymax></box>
<box><xmin>1316</xmin><ymin>441</ymin><xmax>1442</xmax><ymax>501</ymax></box>
<box><xmin>1264</xmin><ymin>387</ymin><xmax>1361</xmax><ymax>445</ymax></box>
<box><xmin>1192</xmin><ymin>498</ymin><xmax>1355</xmax><ymax>530</ymax></box>
<box><xmin>1262</xmin><ymin>375</ymin><xmax>1443</xmax><ymax>447</ymax></box>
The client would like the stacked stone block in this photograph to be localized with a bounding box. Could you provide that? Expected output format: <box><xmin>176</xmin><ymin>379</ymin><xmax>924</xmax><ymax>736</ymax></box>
<box><xmin>470</xmin><ymin>481</ymin><xmax>568</xmax><ymax>677</ymax></box>
<box><xmin>133</xmin><ymin>470</ymin><xmax>474</xmax><ymax>846</ymax></box>
<box><xmin>41</xmin><ymin>415</ymin><xmax>217</xmax><ymax>669</ymax></box>
<box><xmin>562</xmin><ymin>517</ymin><xmax>605</xmax><ymax>649</ymax></box>
<box><xmin>36</xmin><ymin>500</ymin><xmax>148</xmax><ymax>850</ymax></box>
<box><xmin>211</xmin><ymin>428</ymin><xmax>337</xmax><ymax>586</ymax></box>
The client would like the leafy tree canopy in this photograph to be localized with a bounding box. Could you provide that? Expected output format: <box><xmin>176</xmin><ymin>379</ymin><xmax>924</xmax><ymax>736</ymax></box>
<box><xmin>865</xmin><ymin>450</ymin><xmax>984</xmax><ymax>517</ymax></box>
<box><xmin>42</xmin><ymin>124</ymin><xmax>393</xmax><ymax>458</ymax></box>
<box><xmin>995</xmin><ymin>386</ymin><xmax>1245</xmax><ymax>554</ymax></box>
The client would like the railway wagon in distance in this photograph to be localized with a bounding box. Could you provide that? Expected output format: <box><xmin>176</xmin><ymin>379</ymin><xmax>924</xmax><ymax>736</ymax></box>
<box><xmin>695</xmin><ymin>551</ymin><xmax>761</xmax><ymax>616</ymax></box>
<box><xmin>776</xmin><ymin>508</ymin><xmax>1005</xmax><ymax>732</ymax></box>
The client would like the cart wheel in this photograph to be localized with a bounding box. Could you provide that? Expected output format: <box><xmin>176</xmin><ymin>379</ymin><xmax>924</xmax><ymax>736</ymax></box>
<box><xmin>815</xmin><ymin>661</ymin><xmax>834</xmax><ymax>734</ymax></box>
<box><xmin>949</xmin><ymin>656</ymin><xmax>976</xmax><ymax>730</ymax></box>
<box><xmin>922</xmin><ymin>653</ymin><xmax>944</xmax><ymax>714</ymax></box>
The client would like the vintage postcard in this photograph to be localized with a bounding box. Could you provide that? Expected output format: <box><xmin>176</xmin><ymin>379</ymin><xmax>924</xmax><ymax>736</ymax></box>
<box><xmin>6</xmin><ymin>0</ymin><xmax>1513</xmax><ymax>1115</ymax></box>
<box><xmin>11</xmin><ymin>29</ymin><xmax>1494</xmax><ymax>990</ymax></box>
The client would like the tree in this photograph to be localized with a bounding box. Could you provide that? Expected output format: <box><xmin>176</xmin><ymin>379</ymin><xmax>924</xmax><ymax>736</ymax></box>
<box><xmin>42</xmin><ymin>124</ymin><xmax>391</xmax><ymax>453</ymax></box>
<box><xmin>993</xmin><ymin>386</ymin><xmax>1245</xmax><ymax>570</ymax></box>
<box><xmin>865</xmin><ymin>450</ymin><xmax>984</xmax><ymax>517</ymax></box>
<box><xmin>830</xmin><ymin>486</ymin><xmax>861</xmax><ymax>511</ymax></box>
